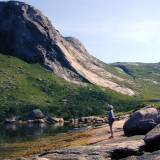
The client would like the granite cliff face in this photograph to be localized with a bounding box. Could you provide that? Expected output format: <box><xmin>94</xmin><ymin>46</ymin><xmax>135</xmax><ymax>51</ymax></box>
<box><xmin>0</xmin><ymin>1</ymin><xmax>135</xmax><ymax>96</ymax></box>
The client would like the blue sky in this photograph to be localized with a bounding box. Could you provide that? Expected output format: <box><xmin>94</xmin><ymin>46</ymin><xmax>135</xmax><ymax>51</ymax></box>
<box><xmin>4</xmin><ymin>0</ymin><xmax>160</xmax><ymax>63</ymax></box>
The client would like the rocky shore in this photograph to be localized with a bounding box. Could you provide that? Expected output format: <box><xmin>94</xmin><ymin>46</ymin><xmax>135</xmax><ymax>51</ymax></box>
<box><xmin>9</xmin><ymin>106</ymin><xmax>160</xmax><ymax>160</ymax></box>
<box><xmin>4</xmin><ymin>109</ymin><xmax>107</xmax><ymax>128</ymax></box>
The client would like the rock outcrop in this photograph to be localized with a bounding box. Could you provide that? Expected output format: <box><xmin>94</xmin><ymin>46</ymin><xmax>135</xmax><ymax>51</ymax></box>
<box><xmin>123</xmin><ymin>106</ymin><xmax>159</xmax><ymax>136</ymax></box>
<box><xmin>144</xmin><ymin>124</ymin><xmax>160</xmax><ymax>151</ymax></box>
<box><xmin>36</xmin><ymin>139</ymin><xmax>144</xmax><ymax>160</ymax></box>
<box><xmin>0</xmin><ymin>1</ymin><xmax>135</xmax><ymax>96</ymax></box>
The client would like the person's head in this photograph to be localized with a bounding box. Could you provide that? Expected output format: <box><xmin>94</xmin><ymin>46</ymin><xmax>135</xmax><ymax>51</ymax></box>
<box><xmin>107</xmin><ymin>104</ymin><xmax>113</xmax><ymax>111</ymax></box>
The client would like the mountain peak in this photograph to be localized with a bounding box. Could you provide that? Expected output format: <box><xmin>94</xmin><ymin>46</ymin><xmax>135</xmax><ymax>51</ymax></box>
<box><xmin>0</xmin><ymin>1</ymin><xmax>135</xmax><ymax>96</ymax></box>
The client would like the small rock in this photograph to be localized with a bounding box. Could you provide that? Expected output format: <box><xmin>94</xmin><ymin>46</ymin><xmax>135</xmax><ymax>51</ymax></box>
<box><xmin>34</xmin><ymin>119</ymin><xmax>46</xmax><ymax>123</ymax></box>
<box><xmin>4</xmin><ymin>117</ymin><xmax>16</xmax><ymax>124</ymax></box>
<box><xmin>47</xmin><ymin>117</ymin><xmax>64</xmax><ymax>123</ymax></box>
<box><xmin>79</xmin><ymin>116</ymin><xmax>105</xmax><ymax>124</ymax></box>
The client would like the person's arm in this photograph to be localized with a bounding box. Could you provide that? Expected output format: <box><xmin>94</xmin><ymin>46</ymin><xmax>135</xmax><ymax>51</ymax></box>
<box><xmin>111</xmin><ymin>110</ymin><xmax>115</xmax><ymax>120</ymax></box>
<box><xmin>111</xmin><ymin>110</ymin><xmax>115</xmax><ymax>118</ymax></box>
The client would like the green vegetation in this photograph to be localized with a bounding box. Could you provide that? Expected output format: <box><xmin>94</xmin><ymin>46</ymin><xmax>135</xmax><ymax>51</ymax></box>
<box><xmin>110</xmin><ymin>62</ymin><xmax>160</xmax><ymax>100</ymax></box>
<box><xmin>129</xmin><ymin>63</ymin><xmax>160</xmax><ymax>99</ymax></box>
<box><xmin>0</xmin><ymin>54</ymin><xmax>141</xmax><ymax>121</ymax></box>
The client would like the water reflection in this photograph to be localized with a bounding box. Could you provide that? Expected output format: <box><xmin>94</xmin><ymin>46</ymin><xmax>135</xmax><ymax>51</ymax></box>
<box><xmin>0</xmin><ymin>123</ymin><xmax>69</xmax><ymax>143</ymax></box>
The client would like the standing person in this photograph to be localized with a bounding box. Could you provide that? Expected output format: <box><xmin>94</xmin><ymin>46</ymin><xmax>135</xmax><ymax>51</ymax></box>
<box><xmin>107</xmin><ymin>105</ymin><xmax>115</xmax><ymax>138</ymax></box>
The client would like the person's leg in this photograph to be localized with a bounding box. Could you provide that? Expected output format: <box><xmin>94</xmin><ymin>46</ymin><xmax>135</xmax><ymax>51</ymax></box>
<box><xmin>109</xmin><ymin>124</ymin><xmax>114</xmax><ymax>138</ymax></box>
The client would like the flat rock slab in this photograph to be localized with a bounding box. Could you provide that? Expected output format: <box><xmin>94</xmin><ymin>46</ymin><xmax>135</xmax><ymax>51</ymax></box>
<box><xmin>37</xmin><ymin>139</ymin><xmax>145</xmax><ymax>160</ymax></box>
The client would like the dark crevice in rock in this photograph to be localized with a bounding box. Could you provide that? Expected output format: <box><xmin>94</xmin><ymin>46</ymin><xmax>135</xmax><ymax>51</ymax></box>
<box><xmin>111</xmin><ymin>148</ymin><xmax>144</xmax><ymax>160</ymax></box>
<box><xmin>144</xmin><ymin>143</ymin><xmax>160</xmax><ymax>152</ymax></box>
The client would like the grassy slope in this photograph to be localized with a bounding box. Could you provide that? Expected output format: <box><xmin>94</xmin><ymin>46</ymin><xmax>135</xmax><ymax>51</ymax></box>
<box><xmin>0</xmin><ymin>54</ymin><xmax>140</xmax><ymax>121</ymax></box>
<box><xmin>111</xmin><ymin>62</ymin><xmax>160</xmax><ymax>106</ymax></box>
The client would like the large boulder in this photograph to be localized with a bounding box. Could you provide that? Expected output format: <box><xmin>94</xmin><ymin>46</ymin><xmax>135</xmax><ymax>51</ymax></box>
<box><xmin>29</xmin><ymin>109</ymin><xmax>45</xmax><ymax>120</ymax></box>
<box><xmin>144</xmin><ymin>124</ymin><xmax>160</xmax><ymax>151</ymax></box>
<box><xmin>123</xmin><ymin>106</ymin><xmax>158</xmax><ymax>136</ymax></box>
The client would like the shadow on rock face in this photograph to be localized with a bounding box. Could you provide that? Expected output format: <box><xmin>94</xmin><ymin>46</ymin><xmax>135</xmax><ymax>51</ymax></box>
<box><xmin>110</xmin><ymin>147</ymin><xmax>144</xmax><ymax>160</ymax></box>
<box><xmin>144</xmin><ymin>124</ymin><xmax>160</xmax><ymax>152</ymax></box>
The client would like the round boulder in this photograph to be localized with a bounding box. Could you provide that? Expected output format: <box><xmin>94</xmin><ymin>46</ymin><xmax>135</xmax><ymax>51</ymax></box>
<box><xmin>29</xmin><ymin>109</ymin><xmax>45</xmax><ymax>120</ymax></box>
<box><xmin>123</xmin><ymin>106</ymin><xmax>158</xmax><ymax>136</ymax></box>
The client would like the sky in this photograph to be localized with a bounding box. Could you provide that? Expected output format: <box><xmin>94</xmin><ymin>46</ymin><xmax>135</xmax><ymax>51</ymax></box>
<box><xmin>3</xmin><ymin>0</ymin><xmax>160</xmax><ymax>63</ymax></box>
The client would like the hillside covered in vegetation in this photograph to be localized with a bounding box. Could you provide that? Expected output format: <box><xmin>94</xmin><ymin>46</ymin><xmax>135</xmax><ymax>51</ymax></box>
<box><xmin>0</xmin><ymin>54</ymin><xmax>140</xmax><ymax>121</ymax></box>
<box><xmin>112</xmin><ymin>62</ymin><xmax>160</xmax><ymax>100</ymax></box>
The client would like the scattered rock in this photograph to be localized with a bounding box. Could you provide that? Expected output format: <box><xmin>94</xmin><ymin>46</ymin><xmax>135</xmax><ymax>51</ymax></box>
<box><xmin>4</xmin><ymin>109</ymin><xmax>65</xmax><ymax>125</ymax></box>
<box><xmin>123</xmin><ymin>106</ymin><xmax>158</xmax><ymax>136</ymax></box>
<box><xmin>4</xmin><ymin>116</ymin><xmax>16</xmax><ymax>124</ymax></box>
<box><xmin>34</xmin><ymin>119</ymin><xmax>46</xmax><ymax>124</ymax></box>
<box><xmin>74</xmin><ymin>116</ymin><xmax>106</xmax><ymax>124</ymax></box>
<box><xmin>27</xmin><ymin>120</ymin><xmax>35</xmax><ymax>123</ymax></box>
<box><xmin>47</xmin><ymin>117</ymin><xmax>64</xmax><ymax>124</ymax></box>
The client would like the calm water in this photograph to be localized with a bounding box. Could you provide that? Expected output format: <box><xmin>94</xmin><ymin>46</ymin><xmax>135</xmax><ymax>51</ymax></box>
<box><xmin>0</xmin><ymin>122</ymin><xmax>91</xmax><ymax>159</ymax></box>
<box><xmin>0</xmin><ymin>123</ymin><xmax>72</xmax><ymax>143</ymax></box>
<box><xmin>0</xmin><ymin>123</ymin><xmax>74</xmax><ymax>159</ymax></box>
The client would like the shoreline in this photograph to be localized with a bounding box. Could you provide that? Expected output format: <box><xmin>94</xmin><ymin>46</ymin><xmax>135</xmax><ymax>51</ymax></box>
<box><xmin>0</xmin><ymin>119</ymin><xmax>126</xmax><ymax>160</ymax></box>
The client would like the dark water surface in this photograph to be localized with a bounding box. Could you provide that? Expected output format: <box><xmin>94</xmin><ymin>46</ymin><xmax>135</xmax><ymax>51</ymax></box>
<box><xmin>0</xmin><ymin>123</ymin><xmax>74</xmax><ymax>159</ymax></box>
<box><xmin>0</xmin><ymin>123</ymin><xmax>73</xmax><ymax>143</ymax></box>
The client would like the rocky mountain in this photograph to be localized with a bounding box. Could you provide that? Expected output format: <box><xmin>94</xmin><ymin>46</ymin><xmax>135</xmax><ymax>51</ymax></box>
<box><xmin>0</xmin><ymin>1</ymin><xmax>135</xmax><ymax>96</ymax></box>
